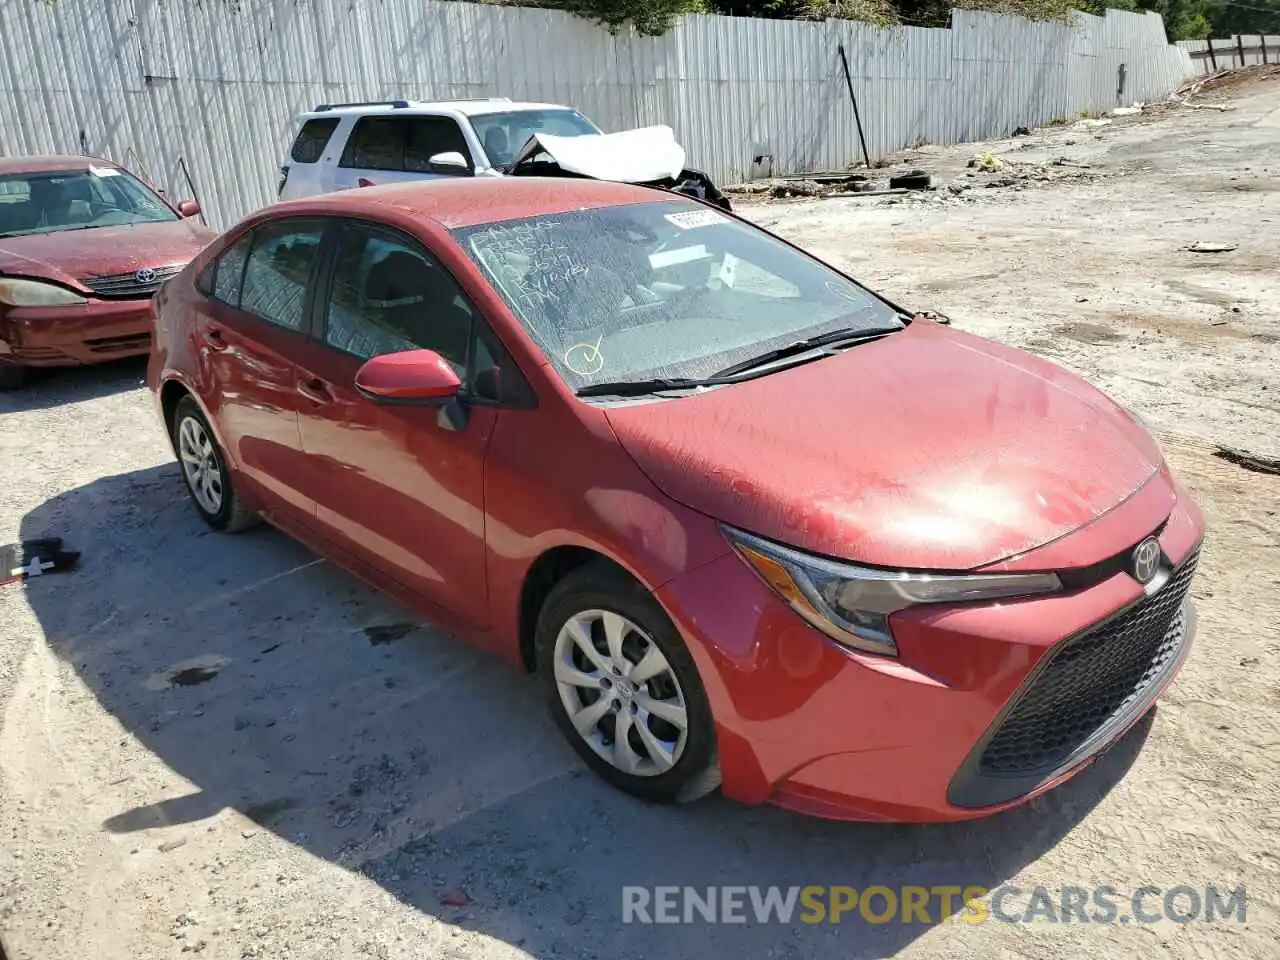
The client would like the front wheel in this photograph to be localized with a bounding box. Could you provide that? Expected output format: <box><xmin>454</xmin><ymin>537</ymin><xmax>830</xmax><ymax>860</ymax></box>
<box><xmin>536</xmin><ymin>563</ymin><xmax>721</xmax><ymax>804</ymax></box>
<box><xmin>171</xmin><ymin>396</ymin><xmax>258</xmax><ymax>532</ymax></box>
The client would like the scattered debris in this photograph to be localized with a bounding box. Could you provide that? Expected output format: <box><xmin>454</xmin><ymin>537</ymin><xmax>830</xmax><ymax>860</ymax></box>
<box><xmin>1052</xmin><ymin>157</ymin><xmax>1091</xmax><ymax>169</ymax></box>
<box><xmin>158</xmin><ymin>838</ymin><xmax>188</xmax><ymax>853</ymax></box>
<box><xmin>1186</xmin><ymin>241</ymin><xmax>1237</xmax><ymax>253</ymax></box>
<box><xmin>769</xmin><ymin>179</ymin><xmax>825</xmax><ymax>198</ymax></box>
<box><xmin>438</xmin><ymin>888</ymin><xmax>472</xmax><ymax>908</ymax></box>
<box><xmin>1109</xmin><ymin>103</ymin><xmax>1144</xmax><ymax>117</ymax></box>
<box><xmin>914</xmin><ymin>310</ymin><xmax>952</xmax><ymax>326</ymax></box>
<box><xmin>1</xmin><ymin>537</ymin><xmax>80</xmax><ymax>585</ymax></box>
<box><xmin>1170</xmin><ymin>65</ymin><xmax>1278</xmax><ymax>110</ymax></box>
<box><xmin>888</xmin><ymin>169</ymin><xmax>931</xmax><ymax>190</ymax></box>
<box><xmin>1074</xmin><ymin>118</ymin><xmax>1113</xmax><ymax>129</ymax></box>
<box><xmin>1012</xmin><ymin>126</ymin><xmax>1031</xmax><ymax>136</ymax></box>
<box><xmin>1214</xmin><ymin>445</ymin><xmax>1280</xmax><ymax>476</ymax></box>
<box><xmin>968</xmin><ymin>153</ymin><xmax>1003</xmax><ymax>172</ymax></box>
<box><xmin>364</xmin><ymin>622</ymin><xmax>417</xmax><ymax>646</ymax></box>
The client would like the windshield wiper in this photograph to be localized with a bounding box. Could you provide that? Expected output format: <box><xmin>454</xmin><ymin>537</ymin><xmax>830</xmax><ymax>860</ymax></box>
<box><xmin>576</xmin><ymin>376</ymin><xmax>734</xmax><ymax>398</ymax></box>
<box><xmin>709</xmin><ymin>327</ymin><xmax>898</xmax><ymax>379</ymax></box>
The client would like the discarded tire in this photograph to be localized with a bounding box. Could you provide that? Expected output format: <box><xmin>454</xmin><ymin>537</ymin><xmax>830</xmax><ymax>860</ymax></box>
<box><xmin>889</xmin><ymin>170</ymin><xmax>931</xmax><ymax>190</ymax></box>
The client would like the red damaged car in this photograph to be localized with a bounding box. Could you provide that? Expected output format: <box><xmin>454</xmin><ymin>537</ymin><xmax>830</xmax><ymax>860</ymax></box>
<box><xmin>0</xmin><ymin>155</ymin><xmax>214</xmax><ymax>389</ymax></box>
<box><xmin>148</xmin><ymin>177</ymin><xmax>1205</xmax><ymax>822</ymax></box>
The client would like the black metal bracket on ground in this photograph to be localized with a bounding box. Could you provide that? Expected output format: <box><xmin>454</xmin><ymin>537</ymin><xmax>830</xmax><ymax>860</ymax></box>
<box><xmin>837</xmin><ymin>44</ymin><xmax>872</xmax><ymax>170</ymax></box>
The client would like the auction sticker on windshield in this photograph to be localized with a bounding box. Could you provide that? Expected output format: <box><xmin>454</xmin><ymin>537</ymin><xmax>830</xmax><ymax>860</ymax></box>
<box><xmin>665</xmin><ymin>210</ymin><xmax>726</xmax><ymax>230</ymax></box>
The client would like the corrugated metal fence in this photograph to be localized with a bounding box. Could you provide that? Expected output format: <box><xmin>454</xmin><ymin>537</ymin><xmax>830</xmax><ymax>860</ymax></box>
<box><xmin>1178</xmin><ymin>36</ymin><xmax>1280</xmax><ymax>74</ymax></box>
<box><xmin>0</xmin><ymin>0</ymin><xmax>1193</xmax><ymax>228</ymax></box>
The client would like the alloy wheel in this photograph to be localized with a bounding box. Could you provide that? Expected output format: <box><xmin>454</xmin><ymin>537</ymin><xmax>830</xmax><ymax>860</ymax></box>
<box><xmin>552</xmin><ymin>609</ymin><xmax>689</xmax><ymax>776</ymax></box>
<box><xmin>177</xmin><ymin>415</ymin><xmax>224</xmax><ymax>516</ymax></box>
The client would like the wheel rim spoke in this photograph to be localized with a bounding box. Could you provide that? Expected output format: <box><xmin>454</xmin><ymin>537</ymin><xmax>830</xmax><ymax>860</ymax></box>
<box><xmin>564</xmin><ymin>616</ymin><xmax>610</xmax><ymax>674</ymax></box>
<box><xmin>570</xmin><ymin>691</ymin><xmax>615</xmax><ymax>735</ymax></box>
<box><xmin>628</xmin><ymin>643</ymin><xmax>668</xmax><ymax>684</ymax></box>
<box><xmin>554</xmin><ymin>655</ymin><xmax>600</xmax><ymax>689</ymax></box>
<box><xmin>634</xmin><ymin>710</ymin><xmax>676</xmax><ymax>772</ymax></box>
<box><xmin>634</xmin><ymin>692</ymin><xmax>687</xmax><ymax>730</ymax></box>
<box><xmin>601</xmin><ymin>610</ymin><xmax>628</xmax><ymax>665</ymax></box>
<box><xmin>612</xmin><ymin>710</ymin><xmax>641</xmax><ymax>773</ymax></box>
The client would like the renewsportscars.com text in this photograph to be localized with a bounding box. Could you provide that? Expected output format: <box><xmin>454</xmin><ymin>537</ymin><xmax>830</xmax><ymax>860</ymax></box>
<box><xmin>621</xmin><ymin>885</ymin><xmax>1247</xmax><ymax>925</ymax></box>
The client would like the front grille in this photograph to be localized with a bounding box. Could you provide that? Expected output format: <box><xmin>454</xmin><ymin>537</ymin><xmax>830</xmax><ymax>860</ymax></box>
<box><xmin>977</xmin><ymin>548</ymin><xmax>1200</xmax><ymax>777</ymax></box>
<box><xmin>82</xmin><ymin>264</ymin><xmax>184</xmax><ymax>299</ymax></box>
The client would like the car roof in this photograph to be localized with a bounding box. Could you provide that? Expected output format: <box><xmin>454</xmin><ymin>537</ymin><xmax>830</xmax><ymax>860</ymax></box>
<box><xmin>299</xmin><ymin>99</ymin><xmax>576</xmax><ymax>121</ymax></box>
<box><xmin>273</xmin><ymin>177</ymin><xmax>675</xmax><ymax>229</ymax></box>
<box><xmin>0</xmin><ymin>154</ymin><xmax>119</xmax><ymax>176</ymax></box>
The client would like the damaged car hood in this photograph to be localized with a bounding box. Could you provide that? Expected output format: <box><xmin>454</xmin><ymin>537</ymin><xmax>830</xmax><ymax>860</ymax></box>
<box><xmin>510</xmin><ymin>125</ymin><xmax>687</xmax><ymax>184</ymax></box>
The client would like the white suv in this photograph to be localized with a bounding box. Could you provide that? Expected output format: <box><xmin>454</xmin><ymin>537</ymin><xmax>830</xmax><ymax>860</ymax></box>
<box><xmin>277</xmin><ymin>98</ymin><xmax>730</xmax><ymax>209</ymax></box>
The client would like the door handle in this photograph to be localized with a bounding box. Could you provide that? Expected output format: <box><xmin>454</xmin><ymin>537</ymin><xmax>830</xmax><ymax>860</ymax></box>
<box><xmin>296</xmin><ymin>377</ymin><xmax>333</xmax><ymax>404</ymax></box>
<box><xmin>201</xmin><ymin>326</ymin><xmax>227</xmax><ymax>350</ymax></box>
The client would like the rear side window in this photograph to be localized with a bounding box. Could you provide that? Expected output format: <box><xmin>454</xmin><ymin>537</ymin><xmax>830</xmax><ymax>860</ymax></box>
<box><xmin>210</xmin><ymin>234</ymin><xmax>253</xmax><ymax>306</ymax></box>
<box><xmin>340</xmin><ymin>118</ymin><xmax>403</xmax><ymax>171</ymax></box>
<box><xmin>290</xmin><ymin>118</ymin><xmax>340</xmax><ymax>163</ymax></box>
<box><xmin>239</xmin><ymin>220</ymin><xmax>324</xmax><ymax>331</ymax></box>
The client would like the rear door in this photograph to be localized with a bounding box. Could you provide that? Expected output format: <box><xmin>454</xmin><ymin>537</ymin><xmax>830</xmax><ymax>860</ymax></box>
<box><xmin>194</xmin><ymin>218</ymin><xmax>325</xmax><ymax>521</ymax></box>
<box><xmin>279</xmin><ymin>116</ymin><xmax>342</xmax><ymax>200</ymax></box>
<box><xmin>331</xmin><ymin>114</ymin><xmax>476</xmax><ymax>191</ymax></box>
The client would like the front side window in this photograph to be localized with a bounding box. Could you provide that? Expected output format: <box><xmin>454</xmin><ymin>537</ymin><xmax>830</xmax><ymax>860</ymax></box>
<box><xmin>0</xmin><ymin>167</ymin><xmax>177</xmax><ymax>238</ymax></box>
<box><xmin>470</xmin><ymin>109</ymin><xmax>600</xmax><ymax>170</ymax></box>
<box><xmin>404</xmin><ymin>117</ymin><xmax>472</xmax><ymax>173</ymax></box>
<box><xmin>323</xmin><ymin>223</ymin><xmax>473</xmax><ymax>371</ymax></box>
<box><xmin>239</xmin><ymin>220</ymin><xmax>324</xmax><ymax>331</ymax></box>
<box><xmin>451</xmin><ymin>201</ymin><xmax>904</xmax><ymax>392</ymax></box>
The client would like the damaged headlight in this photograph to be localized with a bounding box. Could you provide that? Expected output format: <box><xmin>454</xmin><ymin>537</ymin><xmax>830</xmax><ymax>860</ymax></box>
<box><xmin>0</xmin><ymin>278</ymin><xmax>87</xmax><ymax>307</ymax></box>
<box><xmin>725</xmin><ymin>526</ymin><xmax>1061</xmax><ymax>657</ymax></box>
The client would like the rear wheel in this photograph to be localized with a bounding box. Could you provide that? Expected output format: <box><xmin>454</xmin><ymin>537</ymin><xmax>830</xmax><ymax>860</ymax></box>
<box><xmin>171</xmin><ymin>396</ymin><xmax>258</xmax><ymax>532</ymax></box>
<box><xmin>536</xmin><ymin>562</ymin><xmax>720</xmax><ymax>804</ymax></box>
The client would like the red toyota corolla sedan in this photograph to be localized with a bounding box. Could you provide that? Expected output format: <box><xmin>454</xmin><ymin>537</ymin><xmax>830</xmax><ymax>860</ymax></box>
<box><xmin>148</xmin><ymin>178</ymin><xmax>1205</xmax><ymax>822</ymax></box>
<box><xmin>0</xmin><ymin>155</ymin><xmax>214</xmax><ymax>389</ymax></box>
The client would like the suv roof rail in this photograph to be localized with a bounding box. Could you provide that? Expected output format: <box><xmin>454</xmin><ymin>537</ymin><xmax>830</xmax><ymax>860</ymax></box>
<box><xmin>313</xmin><ymin>99</ymin><xmax>412</xmax><ymax>112</ymax></box>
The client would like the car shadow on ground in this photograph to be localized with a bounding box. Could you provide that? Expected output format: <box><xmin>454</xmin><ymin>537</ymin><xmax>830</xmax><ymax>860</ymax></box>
<box><xmin>0</xmin><ymin>357</ymin><xmax>147</xmax><ymax>412</ymax></box>
<box><xmin>21</xmin><ymin>465</ymin><xmax>1155</xmax><ymax>959</ymax></box>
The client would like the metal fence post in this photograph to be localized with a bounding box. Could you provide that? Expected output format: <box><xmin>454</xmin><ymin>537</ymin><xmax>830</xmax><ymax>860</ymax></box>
<box><xmin>1207</xmin><ymin>37</ymin><xmax>1217</xmax><ymax>71</ymax></box>
<box><xmin>1236</xmin><ymin>34</ymin><xmax>1246</xmax><ymax>67</ymax></box>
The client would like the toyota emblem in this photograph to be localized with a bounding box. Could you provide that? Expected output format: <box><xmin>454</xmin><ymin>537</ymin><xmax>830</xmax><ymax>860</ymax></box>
<box><xmin>1130</xmin><ymin>537</ymin><xmax>1161</xmax><ymax>585</ymax></box>
<box><xmin>134</xmin><ymin>268</ymin><xmax>157</xmax><ymax>284</ymax></box>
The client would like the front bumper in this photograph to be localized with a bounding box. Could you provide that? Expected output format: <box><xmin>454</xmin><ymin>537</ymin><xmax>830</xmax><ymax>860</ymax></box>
<box><xmin>654</xmin><ymin>490</ymin><xmax>1204</xmax><ymax>823</ymax></box>
<box><xmin>0</xmin><ymin>298</ymin><xmax>155</xmax><ymax>367</ymax></box>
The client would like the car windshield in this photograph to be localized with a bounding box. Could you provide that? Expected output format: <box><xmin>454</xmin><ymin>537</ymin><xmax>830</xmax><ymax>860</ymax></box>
<box><xmin>452</xmin><ymin>200</ymin><xmax>905</xmax><ymax>393</ymax></box>
<box><xmin>470</xmin><ymin>109</ymin><xmax>601</xmax><ymax>170</ymax></box>
<box><xmin>0</xmin><ymin>167</ymin><xmax>177</xmax><ymax>238</ymax></box>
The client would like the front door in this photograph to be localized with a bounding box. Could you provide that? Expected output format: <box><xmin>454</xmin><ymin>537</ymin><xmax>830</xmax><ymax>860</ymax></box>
<box><xmin>290</xmin><ymin>220</ymin><xmax>496</xmax><ymax>628</ymax></box>
<box><xmin>196</xmin><ymin>218</ymin><xmax>325</xmax><ymax>521</ymax></box>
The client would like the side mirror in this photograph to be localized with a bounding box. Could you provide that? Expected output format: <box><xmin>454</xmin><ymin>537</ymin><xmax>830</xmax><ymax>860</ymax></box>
<box><xmin>428</xmin><ymin>151</ymin><xmax>471</xmax><ymax>176</ymax></box>
<box><xmin>355</xmin><ymin>349</ymin><xmax>461</xmax><ymax>404</ymax></box>
<box><xmin>178</xmin><ymin>199</ymin><xmax>201</xmax><ymax>218</ymax></box>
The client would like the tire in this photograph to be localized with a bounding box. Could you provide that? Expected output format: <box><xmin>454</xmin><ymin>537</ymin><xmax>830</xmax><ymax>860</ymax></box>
<box><xmin>171</xmin><ymin>395</ymin><xmax>259</xmax><ymax>533</ymax></box>
<box><xmin>535</xmin><ymin>562</ymin><xmax>721</xmax><ymax>804</ymax></box>
<box><xmin>0</xmin><ymin>364</ymin><xmax>28</xmax><ymax>391</ymax></box>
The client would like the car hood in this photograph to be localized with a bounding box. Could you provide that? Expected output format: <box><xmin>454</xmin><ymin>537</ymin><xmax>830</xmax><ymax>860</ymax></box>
<box><xmin>510</xmin><ymin>125</ymin><xmax>687</xmax><ymax>183</ymax></box>
<box><xmin>0</xmin><ymin>219</ymin><xmax>216</xmax><ymax>289</ymax></box>
<box><xmin>603</xmin><ymin>321</ymin><xmax>1164</xmax><ymax>571</ymax></box>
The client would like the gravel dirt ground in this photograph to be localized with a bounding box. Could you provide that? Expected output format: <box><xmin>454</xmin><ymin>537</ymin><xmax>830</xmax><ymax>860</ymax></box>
<box><xmin>1</xmin><ymin>77</ymin><xmax>1278</xmax><ymax>960</ymax></box>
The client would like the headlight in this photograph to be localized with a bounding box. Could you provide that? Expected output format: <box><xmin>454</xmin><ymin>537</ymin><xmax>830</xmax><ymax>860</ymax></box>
<box><xmin>725</xmin><ymin>526</ymin><xmax>1061</xmax><ymax>657</ymax></box>
<box><xmin>0</xmin><ymin>278</ymin><xmax>87</xmax><ymax>307</ymax></box>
